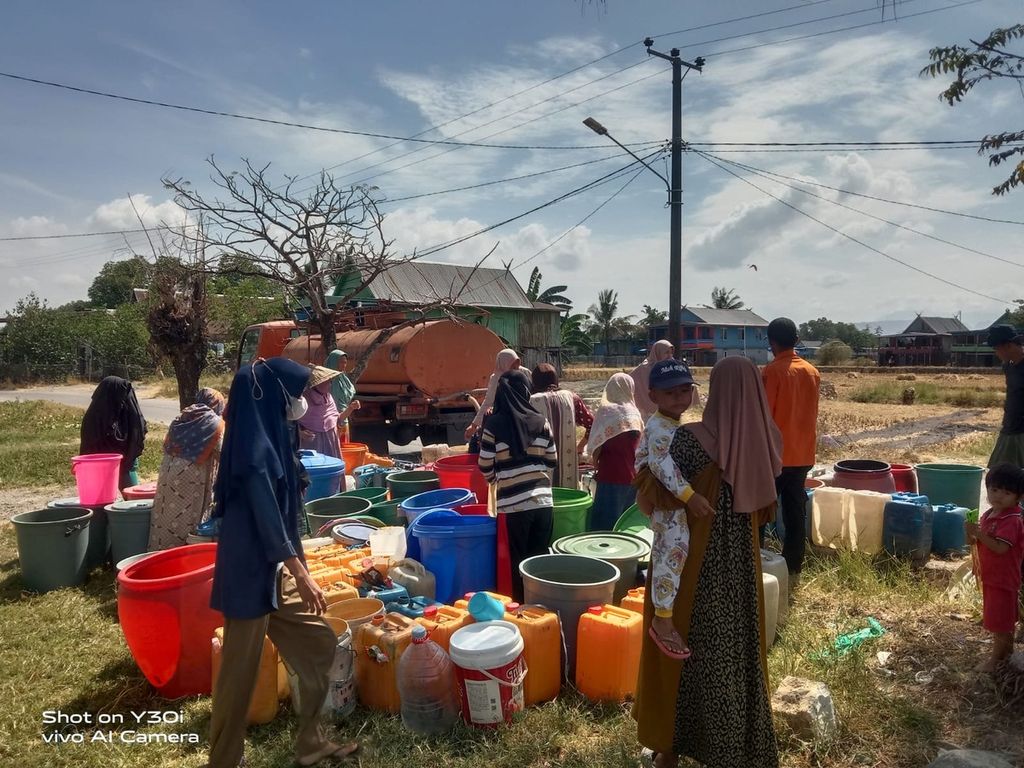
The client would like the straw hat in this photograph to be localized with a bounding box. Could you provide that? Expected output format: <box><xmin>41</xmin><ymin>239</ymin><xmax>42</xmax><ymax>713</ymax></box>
<box><xmin>307</xmin><ymin>364</ymin><xmax>342</xmax><ymax>389</ymax></box>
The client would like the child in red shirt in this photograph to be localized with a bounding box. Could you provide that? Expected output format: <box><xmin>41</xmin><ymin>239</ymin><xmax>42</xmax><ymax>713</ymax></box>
<box><xmin>966</xmin><ymin>462</ymin><xmax>1024</xmax><ymax>672</ymax></box>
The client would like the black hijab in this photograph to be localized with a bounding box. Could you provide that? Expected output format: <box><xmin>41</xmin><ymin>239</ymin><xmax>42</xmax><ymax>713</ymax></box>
<box><xmin>483</xmin><ymin>369</ymin><xmax>548</xmax><ymax>459</ymax></box>
<box><xmin>211</xmin><ymin>358</ymin><xmax>310</xmax><ymax>521</ymax></box>
<box><xmin>80</xmin><ymin>376</ymin><xmax>147</xmax><ymax>462</ymax></box>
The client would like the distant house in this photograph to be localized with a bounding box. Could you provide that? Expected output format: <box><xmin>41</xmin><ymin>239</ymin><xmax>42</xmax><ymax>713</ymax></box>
<box><xmin>648</xmin><ymin>307</ymin><xmax>770</xmax><ymax>366</ymax></box>
<box><xmin>795</xmin><ymin>339</ymin><xmax>823</xmax><ymax>360</ymax></box>
<box><xmin>950</xmin><ymin>310</ymin><xmax>1023</xmax><ymax>367</ymax></box>
<box><xmin>877</xmin><ymin>315</ymin><xmax>970</xmax><ymax>366</ymax></box>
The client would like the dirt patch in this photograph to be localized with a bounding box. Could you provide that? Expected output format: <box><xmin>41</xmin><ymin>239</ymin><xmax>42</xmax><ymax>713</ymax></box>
<box><xmin>0</xmin><ymin>485</ymin><xmax>77</xmax><ymax>522</ymax></box>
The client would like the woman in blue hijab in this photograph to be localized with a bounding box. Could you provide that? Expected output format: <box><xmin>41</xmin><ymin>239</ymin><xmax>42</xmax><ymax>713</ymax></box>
<box><xmin>207</xmin><ymin>358</ymin><xmax>358</xmax><ymax>768</ymax></box>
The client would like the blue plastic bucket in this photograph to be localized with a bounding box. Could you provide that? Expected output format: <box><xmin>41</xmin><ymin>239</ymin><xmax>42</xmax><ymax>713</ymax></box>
<box><xmin>299</xmin><ymin>450</ymin><xmax>346</xmax><ymax>501</ymax></box>
<box><xmin>411</xmin><ymin>510</ymin><xmax>496</xmax><ymax>603</ymax></box>
<box><xmin>400</xmin><ymin>488</ymin><xmax>476</xmax><ymax>525</ymax></box>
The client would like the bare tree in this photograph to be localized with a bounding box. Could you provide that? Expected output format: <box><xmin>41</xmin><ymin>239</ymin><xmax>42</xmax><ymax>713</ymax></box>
<box><xmin>163</xmin><ymin>158</ymin><xmax>489</xmax><ymax>377</ymax></box>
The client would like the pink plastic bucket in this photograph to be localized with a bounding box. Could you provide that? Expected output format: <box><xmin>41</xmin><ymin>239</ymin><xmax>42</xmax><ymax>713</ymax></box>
<box><xmin>71</xmin><ymin>453</ymin><xmax>121</xmax><ymax>505</ymax></box>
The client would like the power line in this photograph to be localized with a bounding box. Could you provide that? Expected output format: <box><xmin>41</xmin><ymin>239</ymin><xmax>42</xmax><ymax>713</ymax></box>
<box><xmin>650</xmin><ymin>0</ymin><xmax>847</xmax><ymax>40</ymax></box>
<box><xmin>685</xmin><ymin>145</ymin><xmax>999</xmax><ymax>153</ymax></box>
<box><xmin>700</xmin><ymin>151</ymin><xmax>1024</xmax><ymax>269</ymax></box>
<box><xmin>687</xmin><ymin>140</ymin><xmax>991</xmax><ymax>147</ymax></box>
<box><xmin>694</xmin><ymin>150</ymin><xmax>1013</xmax><ymax>305</ymax></box>
<box><xmin>0</xmin><ymin>70</ymin><xmax>656</xmax><ymax>152</ymax></box>
<box><xmin>695</xmin><ymin>156</ymin><xmax>1024</xmax><ymax>225</ymax></box>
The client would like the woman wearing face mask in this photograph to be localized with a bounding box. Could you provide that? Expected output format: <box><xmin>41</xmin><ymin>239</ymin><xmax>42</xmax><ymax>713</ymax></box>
<box><xmin>206</xmin><ymin>358</ymin><xmax>357</xmax><ymax>768</ymax></box>
<box><xmin>297</xmin><ymin>364</ymin><xmax>344</xmax><ymax>459</ymax></box>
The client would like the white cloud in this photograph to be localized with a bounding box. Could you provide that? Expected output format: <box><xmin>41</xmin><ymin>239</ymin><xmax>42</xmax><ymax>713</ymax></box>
<box><xmin>88</xmin><ymin>195</ymin><xmax>188</xmax><ymax>230</ymax></box>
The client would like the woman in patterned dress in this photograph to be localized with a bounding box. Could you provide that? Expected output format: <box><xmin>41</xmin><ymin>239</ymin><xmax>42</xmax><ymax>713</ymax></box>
<box><xmin>633</xmin><ymin>356</ymin><xmax>783</xmax><ymax>768</ymax></box>
<box><xmin>148</xmin><ymin>388</ymin><xmax>225</xmax><ymax>550</ymax></box>
<box><xmin>529</xmin><ymin>363</ymin><xmax>593</xmax><ymax>490</ymax></box>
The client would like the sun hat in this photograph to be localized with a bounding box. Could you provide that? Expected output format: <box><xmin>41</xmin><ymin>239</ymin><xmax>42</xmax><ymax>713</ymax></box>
<box><xmin>986</xmin><ymin>324</ymin><xmax>1023</xmax><ymax>347</ymax></box>
<box><xmin>649</xmin><ymin>359</ymin><xmax>695</xmax><ymax>390</ymax></box>
<box><xmin>306</xmin><ymin>364</ymin><xmax>342</xmax><ymax>389</ymax></box>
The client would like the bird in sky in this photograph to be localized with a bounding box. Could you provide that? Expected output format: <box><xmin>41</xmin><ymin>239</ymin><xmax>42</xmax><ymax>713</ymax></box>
<box><xmin>748</xmin><ymin>264</ymin><xmax>758</xmax><ymax>271</ymax></box>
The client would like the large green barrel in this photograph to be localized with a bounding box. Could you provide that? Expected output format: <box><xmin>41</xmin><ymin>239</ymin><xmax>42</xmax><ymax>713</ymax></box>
<box><xmin>915</xmin><ymin>463</ymin><xmax>984</xmax><ymax>510</ymax></box>
<box><xmin>550</xmin><ymin>487</ymin><xmax>594</xmax><ymax>543</ymax></box>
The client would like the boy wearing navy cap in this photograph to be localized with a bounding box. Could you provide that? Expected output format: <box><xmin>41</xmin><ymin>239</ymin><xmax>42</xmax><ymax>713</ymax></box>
<box><xmin>632</xmin><ymin>359</ymin><xmax>714</xmax><ymax>660</ymax></box>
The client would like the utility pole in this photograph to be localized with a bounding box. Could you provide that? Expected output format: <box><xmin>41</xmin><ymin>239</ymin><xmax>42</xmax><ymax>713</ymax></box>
<box><xmin>644</xmin><ymin>38</ymin><xmax>703</xmax><ymax>353</ymax></box>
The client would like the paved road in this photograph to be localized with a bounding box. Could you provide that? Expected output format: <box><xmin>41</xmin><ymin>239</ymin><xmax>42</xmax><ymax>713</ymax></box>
<box><xmin>0</xmin><ymin>385</ymin><xmax>182</xmax><ymax>424</ymax></box>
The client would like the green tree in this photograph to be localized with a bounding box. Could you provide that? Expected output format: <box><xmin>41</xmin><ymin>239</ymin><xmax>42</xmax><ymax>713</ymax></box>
<box><xmin>588</xmin><ymin>289</ymin><xmax>621</xmax><ymax>353</ymax></box>
<box><xmin>922</xmin><ymin>24</ymin><xmax>1024</xmax><ymax>195</ymax></box>
<box><xmin>559</xmin><ymin>313</ymin><xmax>594</xmax><ymax>363</ymax></box>
<box><xmin>640</xmin><ymin>304</ymin><xmax>668</xmax><ymax>327</ymax></box>
<box><xmin>87</xmin><ymin>257</ymin><xmax>152</xmax><ymax>308</ymax></box>
<box><xmin>798</xmin><ymin>317</ymin><xmax>876</xmax><ymax>350</ymax></box>
<box><xmin>710</xmin><ymin>287</ymin><xmax>745</xmax><ymax>310</ymax></box>
<box><xmin>817</xmin><ymin>340</ymin><xmax>854</xmax><ymax>366</ymax></box>
<box><xmin>525</xmin><ymin>267</ymin><xmax>572</xmax><ymax>312</ymax></box>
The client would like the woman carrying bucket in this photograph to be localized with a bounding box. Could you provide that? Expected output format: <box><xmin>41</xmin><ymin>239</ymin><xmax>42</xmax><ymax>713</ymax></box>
<box><xmin>633</xmin><ymin>356</ymin><xmax>782</xmax><ymax>768</ymax></box>
<box><xmin>206</xmin><ymin>358</ymin><xmax>358</xmax><ymax>768</ymax></box>
<box><xmin>478</xmin><ymin>369</ymin><xmax>558</xmax><ymax>601</ymax></box>
<box><xmin>586</xmin><ymin>373</ymin><xmax>643</xmax><ymax>531</ymax></box>
<box><xmin>148</xmin><ymin>388</ymin><xmax>225</xmax><ymax>550</ymax></box>
<box><xmin>79</xmin><ymin>376</ymin><xmax>148</xmax><ymax>491</ymax></box>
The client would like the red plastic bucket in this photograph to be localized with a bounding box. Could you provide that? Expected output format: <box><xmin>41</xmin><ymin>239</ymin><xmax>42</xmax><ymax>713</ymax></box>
<box><xmin>117</xmin><ymin>543</ymin><xmax>222</xmax><ymax>698</ymax></box>
<box><xmin>456</xmin><ymin>503</ymin><xmax>489</xmax><ymax>516</ymax></box>
<box><xmin>449</xmin><ymin>621</ymin><xmax>526</xmax><ymax>728</ymax></box>
<box><xmin>71</xmin><ymin>453</ymin><xmax>121</xmax><ymax>505</ymax></box>
<box><xmin>832</xmin><ymin>460</ymin><xmax>896</xmax><ymax>494</ymax></box>
<box><xmin>497</xmin><ymin>514</ymin><xmax>512</xmax><ymax>597</ymax></box>
<box><xmin>434</xmin><ymin>455</ymin><xmax>490</xmax><ymax>506</ymax></box>
<box><xmin>805</xmin><ymin>478</ymin><xmax>825</xmax><ymax>490</ymax></box>
<box><xmin>890</xmin><ymin>464</ymin><xmax>918</xmax><ymax>493</ymax></box>
<box><xmin>123</xmin><ymin>482</ymin><xmax>158</xmax><ymax>500</ymax></box>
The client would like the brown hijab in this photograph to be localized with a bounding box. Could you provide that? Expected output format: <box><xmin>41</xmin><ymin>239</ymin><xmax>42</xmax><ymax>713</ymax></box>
<box><xmin>687</xmin><ymin>356</ymin><xmax>782</xmax><ymax>514</ymax></box>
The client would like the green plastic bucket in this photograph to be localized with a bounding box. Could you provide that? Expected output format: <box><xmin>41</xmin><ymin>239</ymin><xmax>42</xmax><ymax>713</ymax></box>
<box><xmin>12</xmin><ymin>507</ymin><xmax>93</xmax><ymax>592</ymax></box>
<box><xmin>551</xmin><ymin>532</ymin><xmax>651</xmax><ymax>602</ymax></box>
<box><xmin>49</xmin><ymin>498</ymin><xmax>109</xmax><ymax>569</ymax></box>
<box><xmin>550</xmin><ymin>487</ymin><xmax>594</xmax><ymax>543</ymax></box>
<box><xmin>519</xmin><ymin>553</ymin><xmax>619</xmax><ymax>677</ymax></box>
<box><xmin>915</xmin><ymin>463</ymin><xmax>984</xmax><ymax>510</ymax></box>
<box><xmin>336</xmin><ymin>487</ymin><xmax>388</xmax><ymax>505</ymax></box>
<box><xmin>305</xmin><ymin>496</ymin><xmax>374</xmax><ymax>536</ymax></box>
<box><xmin>386</xmin><ymin>470</ymin><xmax>440</xmax><ymax>501</ymax></box>
<box><xmin>106</xmin><ymin>500</ymin><xmax>152</xmax><ymax>565</ymax></box>
<box><xmin>613</xmin><ymin>504</ymin><xmax>654</xmax><ymax>558</ymax></box>
<box><xmin>369</xmin><ymin>499</ymin><xmax>406</xmax><ymax>527</ymax></box>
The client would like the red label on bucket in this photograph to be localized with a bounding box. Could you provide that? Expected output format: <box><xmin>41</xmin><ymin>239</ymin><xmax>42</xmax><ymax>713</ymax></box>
<box><xmin>453</xmin><ymin>653</ymin><xmax>525</xmax><ymax>727</ymax></box>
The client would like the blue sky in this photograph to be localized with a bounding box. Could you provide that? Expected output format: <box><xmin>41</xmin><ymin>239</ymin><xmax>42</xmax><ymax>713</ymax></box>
<box><xmin>1</xmin><ymin>0</ymin><xmax>1021</xmax><ymax>330</ymax></box>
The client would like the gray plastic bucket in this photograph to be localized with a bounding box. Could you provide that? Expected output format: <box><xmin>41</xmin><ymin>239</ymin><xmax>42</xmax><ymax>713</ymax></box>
<box><xmin>49</xmin><ymin>499</ymin><xmax>109</xmax><ymax>569</ymax></box>
<box><xmin>106</xmin><ymin>500</ymin><xmax>153</xmax><ymax>564</ymax></box>
<box><xmin>12</xmin><ymin>507</ymin><xmax>93</xmax><ymax>592</ymax></box>
<box><xmin>519</xmin><ymin>553</ymin><xmax>619</xmax><ymax>676</ymax></box>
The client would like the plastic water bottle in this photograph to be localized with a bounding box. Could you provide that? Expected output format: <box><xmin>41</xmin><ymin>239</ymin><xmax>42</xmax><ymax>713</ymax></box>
<box><xmin>397</xmin><ymin>625</ymin><xmax>460</xmax><ymax>735</ymax></box>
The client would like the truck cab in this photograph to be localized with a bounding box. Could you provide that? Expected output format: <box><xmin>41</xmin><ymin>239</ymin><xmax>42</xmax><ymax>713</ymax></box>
<box><xmin>237</xmin><ymin>321</ymin><xmax>303</xmax><ymax>369</ymax></box>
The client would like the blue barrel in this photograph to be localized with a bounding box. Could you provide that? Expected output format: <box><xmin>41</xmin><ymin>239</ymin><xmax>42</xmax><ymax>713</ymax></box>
<box><xmin>399</xmin><ymin>488</ymin><xmax>476</xmax><ymax>525</ymax></box>
<box><xmin>411</xmin><ymin>510</ymin><xmax>497</xmax><ymax>603</ymax></box>
<box><xmin>386</xmin><ymin>595</ymin><xmax>444</xmax><ymax>618</ymax></box>
<box><xmin>932</xmin><ymin>504</ymin><xmax>969</xmax><ymax>555</ymax></box>
<box><xmin>882</xmin><ymin>492</ymin><xmax>933</xmax><ymax>565</ymax></box>
<box><xmin>299</xmin><ymin>450</ymin><xmax>346</xmax><ymax>501</ymax></box>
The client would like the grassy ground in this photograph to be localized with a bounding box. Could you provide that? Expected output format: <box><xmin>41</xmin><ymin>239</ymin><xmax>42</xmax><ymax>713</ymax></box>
<box><xmin>0</xmin><ymin>402</ymin><xmax>166</xmax><ymax>490</ymax></box>
<box><xmin>1</xmin><ymin>396</ymin><xmax>1022</xmax><ymax>767</ymax></box>
<box><xmin>850</xmin><ymin>381</ymin><xmax>1003</xmax><ymax>408</ymax></box>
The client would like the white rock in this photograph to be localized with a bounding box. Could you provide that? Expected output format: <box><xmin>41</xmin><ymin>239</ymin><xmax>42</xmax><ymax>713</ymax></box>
<box><xmin>926</xmin><ymin>749</ymin><xmax>1015</xmax><ymax>768</ymax></box>
<box><xmin>771</xmin><ymin>676</ymin><xmax>838</xmax><ymax>743</ymax></box>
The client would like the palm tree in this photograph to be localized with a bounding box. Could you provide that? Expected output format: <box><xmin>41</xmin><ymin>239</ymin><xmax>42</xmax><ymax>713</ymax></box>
<box><xmin>588</xmin><ymin>289</ymin><xmax>622</xmax><ymax>353</ymax></box>
<box><xmin>526</xmin><ymin>267</ymin><xmax>572</xmax><ymax>312</ymax></box>
<box><xmin>559</xmin><ymin>313</ymin><xmax>593</xmax><ymax>363</ymax></box>
<box><xmin>711</xmin><ymin>286</ymin><xmax>745</xmax><ymax>310</ymax></box>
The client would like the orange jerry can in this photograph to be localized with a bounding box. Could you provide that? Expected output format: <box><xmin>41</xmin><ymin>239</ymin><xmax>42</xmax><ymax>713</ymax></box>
<box><xmin>620</xmin><ymin>587</ymin><xmax>645</xmax><ymax>614</ymax></box>
<box><xmin>354</xmin><ymin>612</ymin><xmax>416</xmax><ymax>713</ymax></box>
<box><xmin>414</xmin><ymin>604</ymin><xmax>471</xmax><ymax>652</ymax></box>
<box><xmin>575</xmin><ymin>605</ymin><xmax>642</xmax><ymax>702</ymax></box>
<box><xmin>454</xmin><ymin>591</ymin><xmax>514</xmax><ymax>617</ymax></box>
<box><xmin>211</xmin><ymin>628</ymin><xmax>279</xmax><ymax>724</ymax></box>
<box><xmin>322</xmin><ymin>582</ymin><xmax>359</xmax><ymax>606</ymax></box>
<box><xmin>504</xmin><ymin>603</ymin><xmax>562</xmax><ymax>706</ymax></box>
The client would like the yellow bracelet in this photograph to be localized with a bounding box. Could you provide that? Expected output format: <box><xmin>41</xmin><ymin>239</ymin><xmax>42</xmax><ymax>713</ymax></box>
<box><xmin>679</xmin><ymin>485</ymin><xmax>695</xmax><ymax>503</ymax></box>
<box><xmin>654</xmin><ymin>608</ymin><xmax>674</xmax><ymax>618</ymax></box>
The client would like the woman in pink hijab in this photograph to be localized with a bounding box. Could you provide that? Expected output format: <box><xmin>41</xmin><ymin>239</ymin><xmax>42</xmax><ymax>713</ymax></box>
<box><xmin>633</xmin><ymin>356</ymin><xmax>782</xmax><ymax>768</ymax></box>
<box><xmin>466</xmin><ymin>348</ymin><xmax>521</xmax><ymax>442</ymax></box>
<box><xmin>630</xmin><ymin>339</ymin><xmax>674</xmax><ymax>422</ymax></box>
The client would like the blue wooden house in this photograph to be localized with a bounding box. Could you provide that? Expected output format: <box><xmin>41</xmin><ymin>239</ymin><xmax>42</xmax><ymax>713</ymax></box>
<box><xmin>648</xmin><ymin>308</ymin><xmax>770</xmax><ymax>366</ymax></box>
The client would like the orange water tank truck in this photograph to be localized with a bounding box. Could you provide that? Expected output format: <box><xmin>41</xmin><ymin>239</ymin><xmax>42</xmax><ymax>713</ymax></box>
<box><xmin>278</xmin><ymin>319</ymin><xmax>504</xmax><ymax>453</ymax></box>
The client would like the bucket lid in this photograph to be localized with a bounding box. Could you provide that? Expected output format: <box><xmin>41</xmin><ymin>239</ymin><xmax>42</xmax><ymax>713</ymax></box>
<box><xmin>299</xmin><ymin>449</ymin><xmax>346</xmax><ymax>475</ymax></box>
<box><xmin>332</xmin><ymin>522</ymin><xmax>377</xmax><ymax>542</ymax></box>
<box><xmin>47</xmin><ymin>496</ymin><xmax>82</xmax><ymax>508</ymax></box>
<box><xmin>107</xmin><ymin>499</ymin><xmax>154</xmax><ymax>512</ymax></box>
<box><xmin>449</xmin><ymin>620</ymin><xmax>523</xmax><ymax>664</ymax></box>
<box><xmin>400</xmin><ymin>488</ymin><xmax>473</xmax><ymax>511</ymax></box>
<box><xmin>553</xmin><ymin>532</ymin><xmax>650</xmax><ymax>561</ymax></box>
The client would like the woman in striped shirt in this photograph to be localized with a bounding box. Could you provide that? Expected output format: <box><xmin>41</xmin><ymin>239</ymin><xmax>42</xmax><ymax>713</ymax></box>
<box><xmin>478</xmin><ymin>369</ymin><xmax>558</xmax><ymax>601</ymax></box>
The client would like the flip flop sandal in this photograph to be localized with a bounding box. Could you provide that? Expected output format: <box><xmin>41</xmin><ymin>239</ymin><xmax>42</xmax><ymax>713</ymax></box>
<box><xmin>648</xmin><ymin>626</ymin><xmax>691</xmax><ymax>660</ymax></box>
<box><xmin>639</xmin><ymin>748</ymin><xmax>658</xmax><ymax>768</ymax></box>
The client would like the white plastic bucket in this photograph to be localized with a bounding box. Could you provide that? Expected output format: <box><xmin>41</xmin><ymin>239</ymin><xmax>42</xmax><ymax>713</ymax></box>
<box><xmin>449</xmin><ymin>620</ymin><xmax>526</xmax><ymax>728</ymax></box>
<box><xmin>369</xmin><ymin>526</ymin><xmax>407</xmax><ymax>561</ymax></box>
<box><xmin>323</xmin><ymin>618</ymin><xmax>356</xmax><ymax>719</ymax></box>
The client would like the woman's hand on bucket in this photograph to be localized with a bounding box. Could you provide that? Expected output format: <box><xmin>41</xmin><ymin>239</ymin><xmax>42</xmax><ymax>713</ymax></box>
<box><xmin>286</xmin><ymin>557</ymin><xmax>328</xmax><ymax>614</ymax></box>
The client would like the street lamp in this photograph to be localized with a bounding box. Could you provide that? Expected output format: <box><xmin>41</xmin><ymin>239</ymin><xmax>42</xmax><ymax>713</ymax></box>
<box><xmin>582</xmin><ymin>118</ymin><xmax>670</xmax><ymax>198</ymax></box>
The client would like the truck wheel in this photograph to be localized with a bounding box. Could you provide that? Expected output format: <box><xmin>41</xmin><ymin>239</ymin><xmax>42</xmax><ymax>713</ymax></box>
<box><xmin>390</xmin><ymin>422</ymin><xmax>418</xmax><ymax>447</ymax></box>
<box><xmin>350</xmin><ymin>424</ymin><xmax>390</xmax><ymax>456</ymax></box>
<box><xmin>419</xmin><ymin>425</ymin><xmax>449</xmax><ymax>448</ymax></box>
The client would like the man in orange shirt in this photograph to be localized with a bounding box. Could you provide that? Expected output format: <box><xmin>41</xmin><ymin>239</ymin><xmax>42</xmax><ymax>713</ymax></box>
<box><xmin>762</xmin><ymin>317</ymin><xmax>821</xmax><ymax>580</ymax></box>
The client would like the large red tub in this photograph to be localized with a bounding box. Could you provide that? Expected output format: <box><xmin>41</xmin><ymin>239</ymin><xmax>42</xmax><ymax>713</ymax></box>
<box><xmin>117</xmin><ymin>543</ymin><xmax>222</xmax><ymax>698</ymax></box>
<box><xmin>434</xmin><ymin>454</ymin><xmax>490</xmax><ymax>505</ymax></box>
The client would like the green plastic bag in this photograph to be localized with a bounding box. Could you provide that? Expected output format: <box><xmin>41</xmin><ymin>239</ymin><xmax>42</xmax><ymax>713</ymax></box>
<box><xmin>965</xmin><ymin>508</ymin><xmax>980</xmax><ymax>524</ymax></box>
<box><xmin>814</xmin><ymin>617</ymin><xmax>886</xmax><ymax>659</ymax></box>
